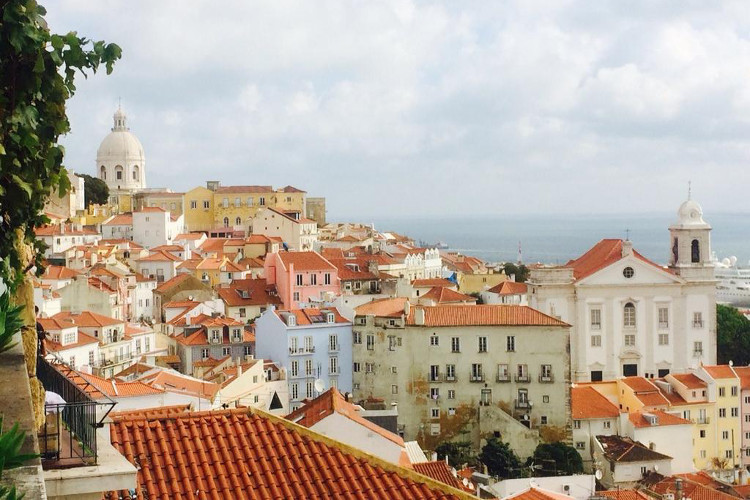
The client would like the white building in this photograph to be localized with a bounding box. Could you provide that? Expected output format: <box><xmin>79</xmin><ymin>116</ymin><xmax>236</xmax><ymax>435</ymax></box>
<box><xmin>101</xmin><ymin>213</ymin><xmax>133</xmax><ymax>241</ymax></box>
<box><xmin>250</xmin><ymin>207</ymin><xmax>318</xmax><ymax>251</ymax></box>
<box><xmin>132</xmin><ymin>207</ymin><xmax>184</xmax><ymax>249</ymax></box>
<box><xmin>97</xmin><ymin>106</ymin><xmax>146</xmax><ymax>199</ymax></box>
<box><xmin>528</xmin><ymin>198</ymin><xmax>716</xmax><ymax>382</ymax></box>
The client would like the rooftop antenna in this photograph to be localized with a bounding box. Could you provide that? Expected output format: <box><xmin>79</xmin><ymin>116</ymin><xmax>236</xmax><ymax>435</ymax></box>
<box><xmin>688</xmin><ymin>180</ymin><xmax>692</xmax><ymax>200</ymax></box>
<box><xmin>118</xmin><ymin>96</ymin><xmax>121</xmax><ymax>110</ymax></box>
<box><xmin>625</xmin><ymin>229</ymin><xmax>630</xmax><ymax>241</ymax></box>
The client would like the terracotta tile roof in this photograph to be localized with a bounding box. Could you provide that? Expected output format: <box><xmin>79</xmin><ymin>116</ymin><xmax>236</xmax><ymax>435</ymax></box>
<box><xmin>505</xmin><ymin>486</ymin><xmax>574</xmax><ymax>500</ymax></box>
<box><xmin>571</xmin><ymin>386</ymin><xmax>620</xmax><ymax>419</ymax></box>
<box><xmin>214</xmin><ymin>185</ymin><xmax>273</xmax><ymax>193</ymax></box>
<box><xmin>413</xmin><ymin>461</ymin><xmax>475</xmax><ymax>493</ymax></box>
<box><xmin>54</xmin><ymin>364</ymin><xmax>164</xmax><ymax>400</ymax></box>
<box><xmin>150</xmin><ymin>244</ymin><xmax>184</xmax><ymax>253</ymax></box>
<box><xmin>102</xmin><ymin>214</ymin><xmax>133</xmax><ymax>226</ymax></box>
<box><xmin>277</xmin><ymin>251</ymin><xmax>336</xmax><ymax>271</ymax></box>
<box><xmin>596</xmin><ymin>435</ymin><xmax>672</xmax><ymax>462</ymax></box>
<box><xmin>327</xmin><ymin>257</ymin><xmax>379</xmax><ymax>280</ymax></box>
<box><xmin>622</xmin><ymin>377</ymin><xmax>659</xmax><ymax>392</ymax></box>
<box><xmin>42</xmin><ymin>265</ymin><xmax>81</xmax><ymax>280</ymax></box>
<box><xmin>136</xmin><ymin>206</ymin><xmax>167</xmax><ymax>213</ymax></box>
<box><xmin>53</xmin><ymin>310</ymin><xmax>122</xmax><ymax>328</ymax></box>
<box><xmin>43</xmin><ymin>330</ymin><xmax>99</xmax><ymax>352</ymax></box>
<box><xmin>733</xmin><ymin>366</ymin><xmax>750</xmax><ymax>389</ymax></box>
<box><xmin>286</xmin><ymin>389</ymin><xmax>404</xmax><ymax>447</ymax></box>
<box><xmin>279</xmin><ymin>185</ymin><xmax>306</xmax><ymax>193</ymax></box>
<box><xmin>192</xmin><ymin>356</ymin><xmax>229</xmax><ymax>368</ymax></box>
<box><xmin>276</xmin><ymin>307</ymin><xmax>350</xmax><ymax>326</ymax></box>
<box><xmin>35</xmin><ymin>224</ymin><xmax>99</xmax><ymax>236</ymax></box>
<box><xmin>670</xmin><ymin>373</ymin><xmax>708</xmax><ymax>389</ymax></box>
<box><xmin>104</xmin><ymin>407</ymin><xmax>468</xmax><ymax>500</ymax></box>
<box><xmin>421</xmin><ymin>287</ymin><xmax>477</xmax><ymax>304</ymax></box>
<box><xmin>38</xmin><ymin>317</ymin><xmax>76</xmax><ymax>331</ymax></box>
<box><xmin>565</xmin><ymin>239</ymin><xmax>673</xmax><ymax>281</ymax></box>
<box><xmin>154</xmin><ymin>273</ymin><xmax>193</xmax><ymax>293</ymax></box>
<box><xmin>246</xmin><ymin>234</ymin><xmax>280</xmax><ymax>244</ymax></box>
<box><xmin>651</xmin><ymin>476</ymin><xmax>739</xmax><ymax>500</ymax></box>
<box><xmin>175</xmin><ymin>233</ymin><xmax>204</xmax><ymax>241</ymax></box>
<box><xmin>487</xmin><ymin>281</ymin><xmax>528</xmax><ymax>295</ymax></box>
<box><xmin>87</xmin><ymin>276</ymin><xmax>116</xmax><ymax>293</ymax></box>
<box><xmin>137</xmin><ymin>250</ymin><xmax>182</xmax><ymax>262</ymax></box>
<box><xmin>703</xmin><ymin>365</ymin><xmax>738</xmax><ymax>380</ymax></box>
<box><xmin>109</xmin><ymin>405</ymin><xmax>191</xmax><ymax>421</ymax></box>
<box><xmin>140</xmin><ymin>371</ymin><xmax>220</xmax><ymax>400</ymax></box>
<box><xmin>218</xmin><ymin>279</ymin><xmax>281</xmax><ymax>307</ymax></box>
<box><xmin>599</xmin><ymin>490</ymin><xmax>652</xmax><ymax>500</ymax></box>
<box><xmin>412</xmin><ymin>278</ymin><xmax>455</xmax><ymax>288</ymax></box>
<box><xmin>355</xmin><ymin>297</ymin><xmax>409</xmax><ymax>318</ymax></box>
<box><xmin>406</xmin><ymin>305</ymin><xmax>569</xmax><ymax>327</ymax></box>
<box><xmin>629</xmin><ymin>410</ymin><xmax>691</xmax><ymax>428</ymax></box>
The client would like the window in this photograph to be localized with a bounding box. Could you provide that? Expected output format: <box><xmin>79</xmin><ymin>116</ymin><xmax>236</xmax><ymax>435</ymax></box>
<box><xmin>624</xmin><ymin>302</ymin><xmax>636</xmax><ymax>327</ymax></box>
<box><xmin>201</xmin><ymin>348</ymin><xmax>209</xmax><ymax>359</ymax></box>
<box><xmin>246</xmin><ymin>197</ymin><xmax>253</xmax><ymax>206</ymax></box>
<box><xmin>430</xmin><ymin>335</ymin><xmax>439</xmax><ymax>346</ymax></box>
<box><xmin>365</xmin><ymin>362</ymin><xmax>374</xmax><ymax>373</ymax></box>
<box><xmin>324</xmin><ymin>273</ymin><xmax>331</xmax><ymax>285</ymax></box>
<box><xmin>388</xmin><ymin>335</ymin><xmax>397</xmax><ymax>351</ymax></box>
<box><xmin>296</xmin><ymin>274</ymin><xmax>303</xmax><ymax>286</ymax></box>
<box><xmin>448</xmin><ymin>390</ymin><xmax>455</xmax><ymax>399</ymax></box>
<box><xmin>88</xmin><ymin>351</ymin><xmax>95</xmax><ymax>366</ymax></box>
<box><xmin>391</xmin><ymin>366</ymin><xmax>397</xmax><ymax>374</ymax></box>
<box><xmin>329</xmin><ymin>357</ymin><xmax>338</xmax><ymax>375</ymax></box>
<box><xmin>292</xmin><ymin>384</ymin><xmax>299</xmax><ymax>400</ymax></box>
<box><xmin>430</xmin><ymin>388</ymin><xmax>439</xmax><ymax>400</ymax></box>
<box><xmin>692</xmin><ymin>239</ymin><xmax>701</xmax><ymax>263</ymax></box>
<box><xmin>310</xmin><ymin>274</ymin><xmax>317</xmax><ymax>285</ymax></box>
<box><xmin>543</xmin><ymin>395</ymin><xmax>549</xmax><ymax>403</ymax></box>
<box><xmin>478</xmin><ymin>337</ymin><xmax>487</xmax><ymax>353</ymax></box>
<box><xmin>366</xmin><ymin>334</ymin><xmax>374</xmax><ymax>350</ymax></box>
<box><xmin>623</xmin><ymin>267</ymin><xmax>635</xmax><ymax>278</ymax></box>
<box><xmin>451</xmin><ymin>337</ymin><xmax>460</xmax><ymax>353</ymax></box>
<box><xmin>591</xmin><ymin>335</ymin><xmax>602</xmax><ymax>347</ymax></box>
<box><xmin>353</xmin><ymin>332</ymin><xmax>362</xmax><ymax>344</ymax></box>
<box><xmin>203</xmin><ymin>200</ymin><xmax>210</xmax><ymax>209</ymax></box>
<box><xmin>516</xmin><ymin>364</ymin><xmax>528</xmax><ymax>381</ymax></box>
<box><xmin>658</xmin><ymin>334</ymin><xmax>669</xmax><ymax>345</ymax></box>
<box><xmin>540</xmin><ymin>416</ymin><xmax>548</xmax><ymax>425</ymax></box>
<box><xmin>732</xmin><ymin>407</ymin><xmax>739</xmax><ymax>417</ymax></box>
<box><xmin>289</xmin><ymin>337</ymin><xmax>298</xmax><ymax>352</ymax></box>
<box><xmin>392</xmin><ymin>385</ymin><xmax>398</xmax><ymax>394</ymax></box>
<box><xmin>720</xmin><ymin>408</ymin><xmax>727</xmax><ymax>418</ymax></box>
<box><xmin>694</xmin><ymin>341</ymin><xmax>703</xmax><ymax>356</ymax></box>
<box><xmin>293</xmin><ymin>292</ymin><xmax>300</xmax><ymax>301</ymax></box>
<box><xmin>480</xmin><ymin>388</ymin><xmax>492</xmax><ymax>406</ymax></box>
<box><xmin>732</xmin><ymin>386</ymin><xmax>739</xmax><ymax>396</ymax></box>
<box><xmin>700</xmin><ymin>450</ymin><xmax>707</xmax><ymax>458</ymax></box>
<box><xmin>700</xmin><ymin>430</ymin><xmax>706</xmax><ymax>438</ymax></box>
<box><xmin>291</xmin><ymin>361</ymin><xmax>299</xmax><ymax>377</ymax></box>
<box><xmin>624</xmin><ymin>334</ymin><xmax>636</xmax><ymax>346</ymax></box>
<box><xmin>497</xmin><ymin>363</ymin><xmax>509</xmax><ymax>381</ymax></box>
<box><xmin>244</xmin><ymin>345</ymin><xmax>252</xmax><ymax>356</ymax></box>
<box><xmin>540</xmin><ymin>364</ymin><xmax>552</xmax><ymax>382</ymax></box>
<box><xmin>430</xmin><ymin>365</ymin><xmax>440</xmax><ymax>381</ymax></box>
<box><xmin>223</xmin><ymin>217</ymin><xmax>229</xmax><ymax>227</ymax></box>
<box><xmin>506</xmin><ymin>336</ymin><xmax>515</xmax><ymax>352</ymax></box>
<box><xmin>590</xmin><ymin>308</ymin><xmax>601</xmax><ymax>330</ymax></box>
<box><xmin>222</xmin><ymin>198</ymin><xmax>229</xmax><ymax>207</ymax></box>
<box><xmin>353</xmin><ymin>362</ymin><xmax>361</xmax><ymax>372</ymax></box>
<box><xmin>222</xmin><ymin>347</ymin><xmax>231</xmax><ymax>356</ymax></box>
<box><xmin>329</xmin><ymin>334</ymin><xmax>339</xmax><ymax>352</ymax></box>
<box><xmin>304</xmin><ymin>336</ymin><xmax>313</xmax><ymax>352</ymax></box>
<box><xmin>235</xmin><ymin>216</ymin><xmax>241</xmax><ymax>226</ymax></box>
<box><xmin>726</xmin><ymin>450</ymin><xmax>733</xmax><ymax>459</ymax></box>
<box><xmin>603</xmin><ymin>420</ymin><xmax>611</xmax><ymax>429</ymax></box>
<box><xmin>445</xmin><ymin>364</ymin><xmax>455</xmax><ymax>381</ymax></box>
<box><xmin>641</xmin><ymin>466</ymin><xmax>647</xmax><ymax>476</ymax></box>
<box><xmin>575</xmin><ymin>442</ymin><xmax>586</xmax><ymax>450</ymax></box>
<box><xmin>658</xmin><ymin>307</ymin><xmax>669</xmax><ymax>329</ymax></box>
<box><xmin>471</xmin><ymin>363</ymin><xmax>483</xmax><ymax>381</ymax></box>
<box><xmin>723</xmin><ymin>431</ymin><xmax>730</xmax><ymax>440</ymax></box>
<box><xmin>190</xmin><ymin>200</ymin><xmax>197</xmax><ymax>209</ymax></box>
<box><xmin>431</xmin><ymin>408</ymin><xmax>440</xmax><ymax>419</ymax></box>
<box><xmin>719</xmin><ymin>387</ymin><xmax>726</xmax><ymax>397</ymax></box>
<box><xmin>303</xmin><ymin>359</ymin><xmax>312</xmax><ymax>375</ymax></box>
<box><xmin>693</xmin><ymin>312</ymin><xmax>704</xmax><ymax>328</ymax></box>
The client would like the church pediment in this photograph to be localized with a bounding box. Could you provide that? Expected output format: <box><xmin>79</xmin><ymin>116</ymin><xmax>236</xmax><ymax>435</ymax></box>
<box><xmin>577</xmin><ymin>254</ymin><xmax>684</xmax><ymax>287</ymax></box>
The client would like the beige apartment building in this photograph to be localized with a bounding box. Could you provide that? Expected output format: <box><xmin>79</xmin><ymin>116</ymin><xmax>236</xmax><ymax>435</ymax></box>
<box><xmin>352</xmin><ymin>299</ymin><xmax>571</xmax><ymax>457</ymax></box>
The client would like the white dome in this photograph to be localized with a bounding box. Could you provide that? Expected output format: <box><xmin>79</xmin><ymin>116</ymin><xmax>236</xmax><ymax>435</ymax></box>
<box><xmin>96</xmin><ymin>107</ymin><xmax>145</xmax><ymax>160</ymax></box>
<box><xmin>674</xmin><ymin>199</ymin><xmax>710</xmax><ymax>228</ymax></box>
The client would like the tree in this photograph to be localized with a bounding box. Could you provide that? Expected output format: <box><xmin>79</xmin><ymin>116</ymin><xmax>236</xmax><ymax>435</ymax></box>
<box><xmin>527</xmin><ymin>442</ymin><xmax>583</xmax><ymax>476</ymax></box>
<box><xmin>717</xmin><ymin>304</ymin><xmax>750</xmax><ymax>365</ymax></box>
<box><xmin>79</xmin><ymin>173</ymin><xmax>109</xmax><ymax>208</ymax></box>
<box><xmin>435</xmin><ymin>441</ymin><xmax>474</xmax><ymax>468</ymax></box>
<box><xmin>0</xmin><ymin>0</ymin><xmax>121</xmax><ymax>291</ymax></box>
<box><xmin>502</xmin><ymin>263</ymin><xmax>530</xmax><ymax>283</ymax></box>
<box><xmin>479</xmin><ymin>437</ymin><xmax>521</xmax><ymax>479</ymax></box>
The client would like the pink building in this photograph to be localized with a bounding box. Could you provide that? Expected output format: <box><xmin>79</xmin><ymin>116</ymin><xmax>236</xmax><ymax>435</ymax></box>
<box><xmin>264</xmin><ymin>251</ymin><xmax>339</xmax><ymax>309</ymax></box>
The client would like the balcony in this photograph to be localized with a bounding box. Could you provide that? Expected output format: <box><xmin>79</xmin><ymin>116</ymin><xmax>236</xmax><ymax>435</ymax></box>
<box><xmin>289</xmin><ymin>346</ymin><xmax>315</xmax><ymax>356</ymax></box>
<box><xmin>429</xmin><ymin>374</ymin><xmax>441</xmax><ymax>383</ymax></box>
<box><xmin>515</xmin><ymin>374</ymin><xmax>531</xmax><ymax>383</ymax></box>
<box><xmin>497</xmin><ymin>373</ymin><xmax>511</xmax><ymax>383</ymax></box>
<box><xmin>515</xmin><ymin>398</ymin><xmax>531</xmax><ymax>409</ymax></box>
<box><xmin>470</xmin><ymin>374</ymin><xmax>485</xmax><ymax>383</ymax></box>
<box><xmin>444</xmin><ymin>374</ymin><xmax>457</xmax><ymax>382</ymax></box>
<box><xmin>692</xmin><ymin>417</ymin><xmax>710</xmax><ymax>425</ymax></box>
<box><xmin>539</xmin><ymin>373</ymin><xmax>554</xmax><ymax>383</ymax></box>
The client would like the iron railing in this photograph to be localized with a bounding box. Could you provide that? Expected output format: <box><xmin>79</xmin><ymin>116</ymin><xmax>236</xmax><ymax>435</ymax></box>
<box><xmin>37</xmin><ymin>356</ymin><xmax>116</xmax><ymax>468</ymax></box>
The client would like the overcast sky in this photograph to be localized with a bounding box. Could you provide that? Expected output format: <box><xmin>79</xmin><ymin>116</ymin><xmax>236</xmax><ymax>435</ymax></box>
<box><xmin>47</xmin><ymin>1</ymin><xmax>750</xmax><ymax>220</ymax></box>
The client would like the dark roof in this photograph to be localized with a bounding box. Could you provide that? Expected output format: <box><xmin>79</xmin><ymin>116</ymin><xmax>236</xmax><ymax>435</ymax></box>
<box><xmin>596</xmin><ymin>435</ymin><xmax>672</xmax><ymax>463</ymax></box>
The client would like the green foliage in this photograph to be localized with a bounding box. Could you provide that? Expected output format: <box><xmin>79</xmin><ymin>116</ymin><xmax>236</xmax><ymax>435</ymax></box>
<box><xmin>479</xmin><ymin>437</ymin><xmax>521</xmax><ymax>478</ymax></box>
<box><xmin>0</xmin><ymin>292</ymin><xmax>24</xmax><ymax>355</ymax></box>
<box><xmin>435</xmin><ymin>440</ymin><xmax>475</xmax><ymax>468</ymax></box>
<box><xmin>502</xmin><ymin>263</ymin><xmax>530</xmax><ymax>283</ymax></box>
<box><xmin>0</xmin><ymin>0</ymin><xmax>121</xmax><ymax>292</ymax></box>
<box><xmin>527</xmin><ymin>442</ymin><xmax>583</xmax><ymax>476</ymax></box>
<box><xmin>0</xmin><ymin>414</ymin><xmax>39</xmax><ymax>499</ymax></box>
<box><xmin>717</xmin><ymin>304</ymin><xmax>750</xmax><ymax>365</ymax></box>
<box><xmin>78</xmin><ymin>173</ymin><xmax>109</xmax><ymax>208</ymax></box>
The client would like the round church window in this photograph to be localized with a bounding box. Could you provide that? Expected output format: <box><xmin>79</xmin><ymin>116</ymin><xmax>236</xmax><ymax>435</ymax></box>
<box><xmin>623</xmin><ymin>267</ymin><xmax>635</xmax><ymax>278</ymax></box>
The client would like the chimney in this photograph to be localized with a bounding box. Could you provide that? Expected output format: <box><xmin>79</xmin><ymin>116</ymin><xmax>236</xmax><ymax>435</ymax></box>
<box><xmin>622</xmin><ymin>239</ymin><xmax>633</xmax><ymax>257</ymax></box>
<box><xmin>431</xmin><ymin>452</ymin><xmax>438</xmax><ymax>462</ymax></box>
<box><xmin>676</xmin><ymin>477</ymin><xmax>683</xmax><ymax>500</ymax></box>
<box><xmin>414</xmin><ymin>307</ymin><xmax>425</xmax><ymax>326</ymax></box>
<box><xmin>237</xmin><ymin>364</ymin><xmax>242</xmax><ymax>378</ymax></box>
<box><xmin>403</xmin><ymin>300</ymin><xmax>411</xmax><ymax>317</ymax></box>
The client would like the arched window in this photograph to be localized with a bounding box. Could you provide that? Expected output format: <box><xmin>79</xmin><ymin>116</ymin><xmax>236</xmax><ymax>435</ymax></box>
<box><xmin>100</xmin><ymin>165</ymin><xmax>107</xmax><ymax>180</ymax></box>
<box><xmin>235</xmin><ymin>217</ymin><xmax>241</xmax><ymax>226</ymax></box>
<box><xmin>115</xmin><ymin>165</ymin><xmax>124</xmax><ymax>180</ymax></box>
<box><xmin>223</xmin><ymin>217</ymin><xmax>229</xmax><ymax>228</ymax></box>
<box><xmin>691</xmin><ymin>239</ymin><xmax>700</xmax><ymax>263</ymax></box>
<box><xmin>132</xmin><ymin>165</ymin><xmax>139</xmax><ymax>181</ymax></box>
<box><xmin>623</xmin><ymin>302</ymin><xmax>636</xmax><ymax>328</ymax></box>
<box><xmin>672</xmin><ymin>238</ymin><xmax>678</xmax><ymax>263</ymax></box>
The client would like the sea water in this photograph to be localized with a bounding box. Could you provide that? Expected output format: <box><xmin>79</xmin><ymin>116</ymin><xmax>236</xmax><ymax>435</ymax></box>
<box><xmin>364</xmin><ymin>212</ymin><xmax>750</xmax><ymax>265</ymax></box>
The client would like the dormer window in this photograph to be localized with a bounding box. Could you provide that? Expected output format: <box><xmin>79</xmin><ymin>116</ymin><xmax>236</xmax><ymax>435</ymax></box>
<box><xmin>210</xmin><ymin>329</ymin><xmax>221</xmax><ymax>344</ymax></box>
<box><xmin>232</xmin><ymin>328</ymin><xmax>242</xmax><ymax>342</ymax></box>
<box><xmin>326</xmin><ymin>312</ymin><xmax>335</xmax><ymax>323</ymax></box>
<box><xmin>287</xmin><ymin>314</ymin><xmax>297</xmax><ymax>327</ymax></box>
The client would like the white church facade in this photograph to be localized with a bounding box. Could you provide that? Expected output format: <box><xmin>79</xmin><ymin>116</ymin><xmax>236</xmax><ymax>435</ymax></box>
<box><xmin>97</xmin><ymin>106</ymin><xmax>147</xmax><ymax>206</ymax></box>
<box><xmin>528</xmin><ymin>198</ymin><xmax>716</xmax><ymax>382</ymax></box>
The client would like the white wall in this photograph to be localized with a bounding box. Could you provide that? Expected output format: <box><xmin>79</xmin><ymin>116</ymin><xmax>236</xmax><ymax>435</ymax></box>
<box><xmin>310</xmin><ymin>412</ymin><xmax>404</xmax><ymax>465</ymax></box>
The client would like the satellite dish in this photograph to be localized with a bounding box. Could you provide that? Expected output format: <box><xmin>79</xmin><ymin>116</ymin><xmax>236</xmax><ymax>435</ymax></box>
<box><xmin>595</xmin><ymin>470</ymin><xmax>603</xmax><ymax>480</ymax></box>
<box><xmin>654</xmin><ymin>465</ymin><xmax>659</xmax><ymax>472</ymax></box>
<box><xmin>729</xmin><ymin>360</ymin><xmax>734</xmax><ymax>367</ymax></box>
<box><xmin>314</xmin><ymin>379</ymin><xmax>325</xmax><ymax>393</ymax></box>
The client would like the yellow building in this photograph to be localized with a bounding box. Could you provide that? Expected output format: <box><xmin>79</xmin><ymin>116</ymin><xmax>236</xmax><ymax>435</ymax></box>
<box><xmin>183</xmin><ymin>186</ymin><xmax>216</xmax><ymax>232</ymax></box>
<box><xmin>133</xmin><ymin>191</ymin><xmax>185</xmax><ymax>216</ymax></box>
<box><xmin>72</xmin><ymin>203</ymin><xmax>119</xmax><ymax>226</ymax></box>
<box><xmin>697</xmin><ymin>365</ymin><xmax>742</xmax><ymax>469</ymax></box>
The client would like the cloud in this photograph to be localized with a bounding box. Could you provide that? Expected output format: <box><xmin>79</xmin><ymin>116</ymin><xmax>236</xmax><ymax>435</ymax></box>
<box><xmin>46</xmin><ymin>0</ymin><xmax>750</xmax><ymax>218</ymax></box>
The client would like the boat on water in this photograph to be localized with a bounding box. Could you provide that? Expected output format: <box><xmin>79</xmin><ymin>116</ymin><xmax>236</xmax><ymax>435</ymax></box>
<box><xmin>714</xmin><ymin>255</ymin><xmax>750</xmax><ymax>306</ymax></box>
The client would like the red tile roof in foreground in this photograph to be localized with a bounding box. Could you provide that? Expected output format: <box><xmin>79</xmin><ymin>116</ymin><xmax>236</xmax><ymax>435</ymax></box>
<box><xmin>53</xmin><ymin>364</ymin><xmax>164</xmax><ymax>400</ymax></box>
<box><xmin>487</xmin><ymin>280</ymin><xmax>528</xmax><ymax>295</ymax></box>
<box><xmin>733</xmin><ymin>366</ymin><xmax>750</xmax><ymax>389</ymax></box>
<box><xmin>650</xmin><ymin>476</ymin><xmax>740</xmax><ymax>500</ymax></box>
<box><xmin>355</xmin><ymin>297</ymin><xmax>409</xmax><ymax>318</ymax></box>
<box><xmin>406</xmin><ymin>305</ymin><xmax>569</xmax><ymax>327</ymax></box>
<box><xmin>571</xmin><ymin>386</ymin><xmax>620</xmax><ymax>419</ymax></box>
<box><xmin>421</xmin><ymin>287</ymin><xmax>477</xmax><ymax>304</ymax></box>
<box><xmin>412</xmin><ymin>278</ymin><xmax>456</xmax><ymax>288</ymax></box>
<box><xmin>565</xmin><ymin>239</ymin><xmax>672</xmax><ymax>281</ymax></box>
<box><xmin>277</xmin><ymin>250</ymin><xmax>337</xmax><ymax>271</ymax></box>
<box><xmin>286</xmin><ymin>389</ymin><xmax>404</xmax><ymax>447</ymax></box>
<box><xmin>629</xmin><ymin>410</ymin><xmax>691</xmax><ymax>428</ymax></box>
<box><xmin>702</xmin><ymin>365</ymin><xmax>738</xmax><ymax>380</ymax></box>
<box><xmin>105</xmin><ymin>407</ymin><xmax>469</xmax><ymax>500</ymax></box>
<box><xmin>412</xmin><ymin>461</ymin><xmax>475</xmax><ymax>494</ymax></box>
<box><xmin>669</xmin><ymin>373</ymin><xmax>707</xmax><ymax>389</ymax></box>
<box><xmin>599</xmin><ymin>490</ymin><xmax>652</xmax><ymax>500</ymax></box>
<box><xmin>42</xmin><ymin>265</ymin><xmax>81</xmax><ymax>280</ymax></box>
<box><xmin>505</xmin><ymin>486</ymin><xmax>574</xmax><ymax>500</ymax></box>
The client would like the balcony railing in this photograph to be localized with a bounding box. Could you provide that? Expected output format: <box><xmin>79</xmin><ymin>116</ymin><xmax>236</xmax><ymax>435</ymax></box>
<box><xmin>289</xmin><ymin>347</ymin><xmax>315</xmax><ymax>356</ymax></box>
<box><xmin>515</xmin><ymin>398</ymin><xmax>531</xmax><ymax>409</ymax></box>
<box><xmin>444</xmin><ymin>374</ymin><xmax>457</xmax><ymax>382</ymax></box>
<box><xmin>470</xmin><ymin>374</ymin><xmax>485</xmax><ymax>383</ymax></box>
<box><xmin>37</xmin><ymin>357</ymin><xmax>116</xmax><ymax>469</ymax></box>
<box><xmin>429</xmin><ymin>373</ymin><xmax>441</xmax><ymax>383</ymax></box>
<box><xmin>497</xmin><ymin>373</ymin><xmax>511</xmax><ymax>383</ymax></box>
<box><xmin>539</xmin><ymin>374</ymin><xmax>554</xmax><ymax>383</ymax></box>
<box><xmin>692</xmin><ymin>417</ymin><xmax>710</xmax><ymax>425</ymax></box>
<box><xmin>515</xmin><ymin>374</ymin><xmax>531</xmax><ymax>383</ymax></box>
